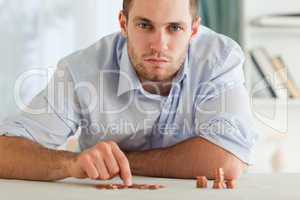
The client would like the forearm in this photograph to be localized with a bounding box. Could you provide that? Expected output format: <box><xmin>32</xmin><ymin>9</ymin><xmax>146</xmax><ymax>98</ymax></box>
<box><xmin>0</xmin><ymin>136</ymin><xmax>77</xmax><ymax>181</ymax></box>
<box><xmin>126</xmin><ymin>137</ymin><xmax>246</xmax><ymax>180</ymax></box>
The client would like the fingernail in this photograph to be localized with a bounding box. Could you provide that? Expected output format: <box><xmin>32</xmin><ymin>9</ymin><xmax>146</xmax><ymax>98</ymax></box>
<box><xmin>126</xmin><ymin>179</ymin><xmax>132</xmax><ymax>186</ymax></box>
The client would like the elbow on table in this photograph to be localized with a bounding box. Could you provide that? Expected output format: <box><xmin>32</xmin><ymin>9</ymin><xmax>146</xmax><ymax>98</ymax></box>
<box><xmin>196</xmin><ymin>155</ymin><xmax>247</xmax><ymax>180</ymax></box>
<box><xmin>190</xmin><ymin>139</ymin><xmax>248</xmax><ymax>180</ymax></box>
<box><xmin>223</xmin><ymin>158</ymin><xmax>247</xmax><ymax>180</ymax></box>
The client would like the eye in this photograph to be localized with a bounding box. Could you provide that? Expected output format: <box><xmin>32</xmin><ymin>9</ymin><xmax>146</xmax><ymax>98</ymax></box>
<box><xmin>169</xmin><ymin>24</ymin><xmax>183</xmax><ymax>32</ymax></box>
<box><xmin>137</xmin><ymin>22</ymin><xmax>152</xmax><ymax>30</ymax></box>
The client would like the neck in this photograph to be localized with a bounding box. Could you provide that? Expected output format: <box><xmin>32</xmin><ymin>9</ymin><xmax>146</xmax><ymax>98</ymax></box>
<box><xmin>140</xmin><ymin>78</ymin><xmax>173</xmax><ymax>96</ymax></box>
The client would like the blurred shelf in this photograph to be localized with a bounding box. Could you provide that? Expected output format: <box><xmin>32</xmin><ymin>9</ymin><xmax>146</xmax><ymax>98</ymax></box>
<box><xmin>251</xmin><ymin>98</ymin><xmax>300</xmax><ymax>106</ymax></box>
<box><xmin>245</xmin><ymin>27</ymin><xmax>300</xmax><ymax>38</ymax></box>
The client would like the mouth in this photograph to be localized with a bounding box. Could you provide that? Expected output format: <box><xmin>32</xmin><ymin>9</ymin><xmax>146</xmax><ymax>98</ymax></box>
<box><xmin>144</xmin><ymin>58</ymin><xmax>169</xmax><ymax>66</ymax></box>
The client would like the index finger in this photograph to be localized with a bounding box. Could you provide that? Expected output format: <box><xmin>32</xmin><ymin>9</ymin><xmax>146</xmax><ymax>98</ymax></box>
<box><xmin>111</xmin><ymin>144</ymin><xmax>132</xmax><ymax>186</ymax></box>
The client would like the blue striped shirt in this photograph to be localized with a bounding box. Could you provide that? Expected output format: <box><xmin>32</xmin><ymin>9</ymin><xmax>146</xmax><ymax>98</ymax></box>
<box><xmin>0</xmin><ymin>26</ymin><xmax>258</xmax><ymax>164</ymax></box>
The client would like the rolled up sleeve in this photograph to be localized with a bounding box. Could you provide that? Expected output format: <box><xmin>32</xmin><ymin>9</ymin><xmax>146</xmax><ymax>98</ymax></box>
<box><xmin>193</xmin><ymin>42</ymin><xmax>259</xmax><ymax>165</ymax></box>
<box><xmin>0</xmin><ymin>59</ymin><xmax>81</xmax><ymax>149</ymax></box>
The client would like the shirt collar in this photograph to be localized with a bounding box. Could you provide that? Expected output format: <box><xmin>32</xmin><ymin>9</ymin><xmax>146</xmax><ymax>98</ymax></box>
<box><xmin>117</xmin><ymin>43</ymin><xmax>141</xmax><ymax>97</ymax></box>
<box><xmin>172</xmin><ymin>53</ymin><xmax>189</xmax><ymax>84</ymax></box>
<box><xmin>117</xmin><ymin>42</ymin><xmax>189</xmax><ymax>97</ymax></box>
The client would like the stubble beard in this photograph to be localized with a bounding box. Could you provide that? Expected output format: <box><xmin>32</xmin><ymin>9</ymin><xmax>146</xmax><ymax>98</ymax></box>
<box><xmin>127</xmin><ymin>40</ymin><xmax>188</xmax><ymax>83</ymax></box>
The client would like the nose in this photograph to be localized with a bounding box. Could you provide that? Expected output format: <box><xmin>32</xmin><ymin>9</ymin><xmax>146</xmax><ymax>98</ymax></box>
<box><xmin>149</xmin><ymin>30</ymin><xmax>169</xmax><ymax>53</ymax></box>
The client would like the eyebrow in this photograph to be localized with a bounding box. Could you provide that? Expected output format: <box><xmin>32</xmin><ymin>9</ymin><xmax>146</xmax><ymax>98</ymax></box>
<box><xmin>133</xmin><ymin>17</ymin><xmax>152</xmax><ymax>23</ymax></box>
<box><xmin>132</xmin><ymin>16</ymin><xmax>187</xmax><ymax>26</ymax></box>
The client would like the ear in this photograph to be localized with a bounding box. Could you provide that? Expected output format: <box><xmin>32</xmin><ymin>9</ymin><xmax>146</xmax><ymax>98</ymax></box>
<box><xmin>119</xmin><ymin>11</ymin><xmax>128</xmax><ymax>38</ymax></box>
<box><xmin>190</xmin><ymin>17</ymin><xmax>201</xmax><ymax>41</ymax></box>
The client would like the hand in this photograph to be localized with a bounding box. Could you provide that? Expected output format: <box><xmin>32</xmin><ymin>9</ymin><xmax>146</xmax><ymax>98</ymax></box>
<box><xmin>68</xmin><ymin>141</ymin><xmax>132</xmax><ymax>185</ymax></box>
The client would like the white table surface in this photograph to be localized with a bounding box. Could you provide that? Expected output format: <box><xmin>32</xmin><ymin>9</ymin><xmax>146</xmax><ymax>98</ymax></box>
<box><xmin>0</xmin><ymin>173</ymin><xmax>299</xmax><ymax>200</ymax></box>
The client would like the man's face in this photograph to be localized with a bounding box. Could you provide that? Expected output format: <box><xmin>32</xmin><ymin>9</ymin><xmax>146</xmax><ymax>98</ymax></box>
<box><xmin>119</xmin><ymin>0</ymin><xmax>200</xmax><ymax>82</ymax></box>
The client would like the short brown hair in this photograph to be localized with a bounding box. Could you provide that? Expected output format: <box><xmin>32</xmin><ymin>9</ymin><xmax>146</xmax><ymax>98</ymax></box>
<box><xmin>123</xmin><ymin>0</ymin><xmax>199</xmax><ymax>21</ymax></box>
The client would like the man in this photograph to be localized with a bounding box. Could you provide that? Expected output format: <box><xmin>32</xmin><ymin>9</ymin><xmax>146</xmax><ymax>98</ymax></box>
<box><xmin>0</xmin><ymin>0</ymin><xmax>258</xmax><ymax>186</ymax></box>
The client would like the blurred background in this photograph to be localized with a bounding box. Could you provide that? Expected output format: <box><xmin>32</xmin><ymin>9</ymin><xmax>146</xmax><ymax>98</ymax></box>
<box><xmin>0</xmin><ymin>0</ymin><xmax>299</xmax><ymax>173</ymax></box>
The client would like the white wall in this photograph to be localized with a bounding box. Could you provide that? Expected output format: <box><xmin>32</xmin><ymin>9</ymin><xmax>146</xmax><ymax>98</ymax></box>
<box><xmin>0</xmin><ymin>0</ymin><xmax>123</xmax><ymax>120</ymax></box>
<box><xmin>74</xmin><ymin>0</ymin><xmax>122</xmax><ymax>50</ymax></box>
